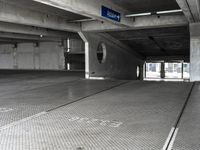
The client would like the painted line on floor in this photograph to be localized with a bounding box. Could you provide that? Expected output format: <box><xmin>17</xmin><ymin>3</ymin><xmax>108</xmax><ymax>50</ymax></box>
<box><xmin>67</xmin><ymin>116</ymin><xmax>123</xmax><ymax>128</ymax></box>
<box><xmin>167</xmin><ymin>128</ymin><xmax>179</xmax><ymax>150</ymax></box>
<box><xmin>0</xmin><ymin>111</ymin><xmax>47</xmax><ymax>131</ymax></box>
<box><xmin>0</xmin><ymin>108</ymin><xmax>13</xmax><ymax>113</ymax></box>
<box><xmin>0</xmin><ymin>81</ymin><xmax>128</xmax><ymax>131</ymax></box>
<box><xmin>163</xmin><ymin>83</ymin><xmax>195</xmax><ymax>150</ymax></box>
<box><xmin>162</xmin><ymin>127</ymin><xmax>175</xmax><ymax>150</ymax></box>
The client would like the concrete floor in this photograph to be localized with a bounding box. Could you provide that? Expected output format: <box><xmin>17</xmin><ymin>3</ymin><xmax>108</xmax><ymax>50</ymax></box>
<box><xmin>173</xmin><ymin>82</ymin><xmax>200</xmax><ymax>150</ymax></box>
<box><xmin>0</xmin><ymin>71</ymin><xmax>199</xmax><ymax>150</ymax></box>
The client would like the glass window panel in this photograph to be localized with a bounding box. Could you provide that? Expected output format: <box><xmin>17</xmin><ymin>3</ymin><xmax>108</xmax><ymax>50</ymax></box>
<box><xmin>146</xmin><ymin>63</ymin><xmax>161</xmax><ymax>78</ymax></box>
<box><xmin>165</xmin><ymin>63</ymin><xmax>182</xmax><ymax>79</ymax></box>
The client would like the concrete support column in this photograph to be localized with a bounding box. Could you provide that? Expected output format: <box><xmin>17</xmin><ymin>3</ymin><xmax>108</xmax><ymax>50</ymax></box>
<box><xmin>181</xmin><ymin>62</ymin><xmax>184</xmax><ymax>79</ymax></box>
<box><xmin>78</xmin><ymin>32</ymin><xmax>90</xmax><ymax>79</ymax></box>
<box><xmin>143</xmin><ymin>63</ymin><xmax>147</xmax><ymax>79</ymax></box>
<box><xmin>160</xmin><ymin>62</ymin><xmax>165</xmax><ymax>79</ymax></box>
<box><xmin>139</xmin><ymin>63</ymin><xmax>144</xmax><ymax>80</ymax></box>
<box><xmin>190</xmin><ymin>23</ymin><xmax>200</xmax><ymax>81</ymax></box>
<box><xmin>58</xmin><ymin>45</ymin><xmax>65</xmax><ymax>70</ymax></box>
<box><xmin>12</xmin><ymin>44</ymin><xmax>18</xmax><ymax>69</ymax></box>
<box><xmin>33</xmin><ymin>43</ymin><xmax>40</xmax><ymax>70</ymax></box>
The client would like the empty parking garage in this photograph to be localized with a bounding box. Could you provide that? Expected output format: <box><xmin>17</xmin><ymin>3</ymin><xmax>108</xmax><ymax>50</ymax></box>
<box><xmin>0</xmin><ymin>0</ymin><xmax>200</xmax><ymax>150</ymax></box>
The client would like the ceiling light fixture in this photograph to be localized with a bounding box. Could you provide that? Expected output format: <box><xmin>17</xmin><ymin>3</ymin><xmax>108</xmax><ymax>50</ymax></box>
<box><xmin>156</xmin><ymin>9</ymin><xmax>182</xmax><ymax>15</ymax></box>
<box><xmin>126</xmin><ymin>12</ymin><xmax>151</xmax><ymax>18</ymax></box>
<box><xmin>125</xmin><ymin>9</ymin><xmax>182</xmax><ymax>18</ymax></box>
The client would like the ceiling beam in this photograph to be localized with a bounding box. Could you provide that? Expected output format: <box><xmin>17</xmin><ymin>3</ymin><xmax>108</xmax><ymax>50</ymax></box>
<box><xmin>0</xmin><ymin>32</ymin><xmax>62</xmax><ymax>42</ymax></box>
<box><xmin>32</xmin><ymin>0</ymin><xmax>133</xmax><ymax>27</ymax></box>
<box><xmin>0</xmin><ymin>1</ymin><xmax>80</xmax><ymax>32</ymax></box>
<box><xmin>0</xmin><ymin>22</ymin><xmax>76</xmax><ymax>39</ymax></box>
<box><xmin>146</xmin><ymin>55</ymin><xmax>190</xmax><ymax>62</ymax></box>
<box><xmin>0</xmin><ymin>38</ymin><xmax>41</xmax><ymax>44</ymax></box>
<box><xmin>0</xmin><ymin>39</ymin><xmax>61</xmax><ymax>45</ymax></box>
<box><xmin>82</xmin><ymin>14</ymin><xmax>188</xmax><ymax>32</ymax></box>
<box><xmin>176</xmin><ymin>0</ymin><xmax>200</xmax><ymax>22</ymax></box>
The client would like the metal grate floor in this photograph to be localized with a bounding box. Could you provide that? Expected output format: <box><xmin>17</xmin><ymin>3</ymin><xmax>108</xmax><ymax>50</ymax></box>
<box><xmin>0</xmin><ymin>81</ymin><xmax>192</xmax><ymax>150</ymax></box>
<box><xmin>0</xmin><ymin>71</ymin><xmax>124</xmax><ymax>127</ymax></box>
<box><xmin>172</xmin><ymin>82</ymin><xmax>200</xmax><ymax>150</ymax></box>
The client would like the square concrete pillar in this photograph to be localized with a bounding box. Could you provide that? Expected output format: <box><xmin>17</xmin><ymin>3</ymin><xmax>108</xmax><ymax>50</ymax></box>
<box><xmin>190</xmin><ymin>23</ymin><xmax>200</xmax><ymax>81</ymax></box>
<box><xmin>160</xmin><ymin>62</ymin><xmax>165</xmax><ymax>79</ymax></box>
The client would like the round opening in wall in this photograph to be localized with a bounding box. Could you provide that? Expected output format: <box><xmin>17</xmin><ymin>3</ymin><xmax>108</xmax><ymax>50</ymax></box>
<box><xmin>97</xmin><ymin>42</ymin><xmax>107</xmax><ymax>64</ymax></box>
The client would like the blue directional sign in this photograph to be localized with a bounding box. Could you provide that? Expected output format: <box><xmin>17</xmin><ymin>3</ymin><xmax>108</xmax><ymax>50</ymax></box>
<box><xmin>101</xmin><ymin>6</ymin><xmax>121</xmax><ymax>22</ymax></box>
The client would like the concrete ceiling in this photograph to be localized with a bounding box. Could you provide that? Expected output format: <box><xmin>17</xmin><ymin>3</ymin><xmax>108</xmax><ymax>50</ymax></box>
<box><xmin>109</xmin><ymin>0</ymin><xmax>180</xmax><ymax>13</ymax></box>
<box><xmin>3</xmin><ymin>0</ymin><xmax>89</xmax><ymax>21</ymax></box>
<box><xmin>107</xmin><ymin>26</ymin><xmax>190</xmax><ymax>57</ymax></box>
<box><xmin>0</xmin><ymin>0</ymin><xmax>190</xmax><ymax>59</ymax></box>
<box><xmin>0</xmin><ymin>27</ymin><xmax>80</xmax><ymax>45</ymax></box>
<box><xmin>0</xmin><ymin>0</ymin><xmax>83</xmax><ymax>44</ymax></box>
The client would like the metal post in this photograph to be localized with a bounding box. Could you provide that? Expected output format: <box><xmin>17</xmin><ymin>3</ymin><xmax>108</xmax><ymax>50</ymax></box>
<box><xmin>161</xmin><ymin>62</ymin><xmax>165</xmax><ymax>79</ymax></box>
<box><xmin>181</xmin><ymin>62</ymin><xmax>184</xmax><ymax>79</ymax></box>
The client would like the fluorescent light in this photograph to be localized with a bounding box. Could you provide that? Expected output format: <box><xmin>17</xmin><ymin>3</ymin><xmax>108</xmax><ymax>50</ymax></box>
<box><xmin>125</xmin><ymin>12</ymin><xmax>151</xmax><ymax>18</ymax></box>
<box><xmin>67</xmin><ymin>38</ymin><xmax>70</xmax><ymax>52</ymax></box>
<box><xmin>125</xmin><ymin>9</ymin><xmax>183</xmax><ymax>18</ymax></box>
<box><xmin>157</xmin><ymin>9</ymin><xmax>182</xmax><ymax>15</ymax></box>
<box><xmin>67</xmin><ymin>63</ymin><xmax>70</xmax><ymax>70</ymax></box>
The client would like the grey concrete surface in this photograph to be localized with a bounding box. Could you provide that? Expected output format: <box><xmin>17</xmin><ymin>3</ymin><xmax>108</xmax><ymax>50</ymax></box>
<box><xmin>0</xmin><ymin>42</ymin><xmax>65</xmax><ymax>70</ymax></box>
<box><xmin>0</xmin><ymin>71</ymin><xmax>83</xmax><ymax>95</ymax></box>
<box><xmin>190</xmin><ymin>23</ymin><xmax>200</xmax><ymax>81</ymax></box>
<box><xmin>0</xmin><ymin>71</ymin><xmax>125</xmax><ymax>127</ymax></box>
<box><xmin>0</xmin><ymin>1</ymin><xmax>81</xmax><ymax>32</ymax></box>
<box><xmin>176</xmin><ymin>0</ymin><xmax>200</xmax><ymax>23</ymax></box>
<box><xmin>5</xmin><ymin>0</ymin><xmax>89</xmax><ymax>21</ymax></box>
<box><xmin>172</xmin><ymin>82</ymin><xmax>200</xmax><ymax>150</ymax></box>
<box><xmin>0</xmin><ymin>80</ymin><xmax>192</xmax><ymax>150</ymax></box>
<box><xmin>80</xmin><ymin>32</ymin><xmax>143</xmax><ymax>80</ymax></box>
<box><xmin>108</xmin><ymin>26</ymin><xmax>189</xmax><ymax>57</ymax></box>
<box><xmin>110</xmin><ymin>0</ymin><xmax>179</xmax><ymax>13</ymax></box>
<box><xmin>0</xmin><ymin>70</ymin><xmax>83</xmax><ymax>85</ymax></box>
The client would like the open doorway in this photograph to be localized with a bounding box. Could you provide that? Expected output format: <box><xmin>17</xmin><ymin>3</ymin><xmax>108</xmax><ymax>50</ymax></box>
<box><xmin>65</xmin><ymin>38</ymin><xmax>85</xmax><ymax>71</ymax></box>
<box><xmin>144</xmin><ymin>61</ymin><xmax>190</xmax><ymax>81</ymax></box>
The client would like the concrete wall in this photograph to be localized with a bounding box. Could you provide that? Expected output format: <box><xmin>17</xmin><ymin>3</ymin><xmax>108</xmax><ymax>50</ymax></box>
<box><xmin>0</xmin><ymin>45</ymin><xmax>13</xmax><ymax>69</ymax></box>
<box><xmin>190</xmin><ymin>23</ymin><xmax>200</xmax><ymax>81</ymax></box>
<box><xmin>79</xmin><ymin>32</ymin><xmax>144</xmax><ymax>80</ymax></box>
<box><xmin>0</xmin><ymin>42</ymin><xmax>65</xmax><ymax>70</ymax></box>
